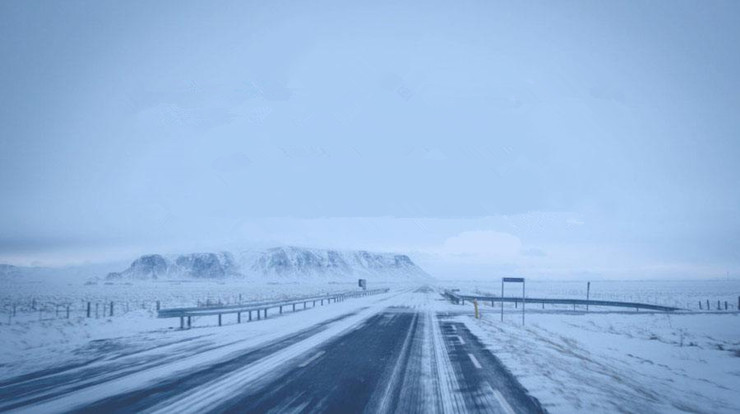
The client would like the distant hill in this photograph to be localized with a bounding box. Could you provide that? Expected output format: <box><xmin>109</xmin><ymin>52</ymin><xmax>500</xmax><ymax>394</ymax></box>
<box><xmin>106</xmin><ymin>246</ymin><xmax>431</xmax><ymax>281</ymax></box>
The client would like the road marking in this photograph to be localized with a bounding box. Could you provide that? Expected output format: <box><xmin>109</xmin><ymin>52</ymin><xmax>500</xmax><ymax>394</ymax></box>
<box><xmin>468</xmin><ymin>353</ymin><xmax>482</xmax><ymax>369</ymax></box>
<box><xmin>298</xmin><ymin>351</ymin><xmax>325</xmax><ymax>368</ymax></box>
<box><xmin>492</xmin><ymin>389</ymin><xmax>517</xmax><ymax>414</ymax></box>
<box><xmin>451</xmin><ymin>325</ymin><xmax>457</xmax><ymax>332</ymax></box>
<box><xmin>455</xmin><ymin>335</ymin><xmax>465</xmax><ymax>345</ymax></box>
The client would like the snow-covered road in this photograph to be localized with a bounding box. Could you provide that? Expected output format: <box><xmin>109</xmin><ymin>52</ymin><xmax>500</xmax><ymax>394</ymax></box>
<box><xmin>0</xmin><ymin>287</ymin><xmax>544</xmax><ymax>413</ymax></box>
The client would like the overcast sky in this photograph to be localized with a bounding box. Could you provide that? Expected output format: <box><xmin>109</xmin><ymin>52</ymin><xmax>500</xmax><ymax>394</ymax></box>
<box><xmin>1</xmin><ymin>1</ymin><xmax>739</xmax><ymax>279</ymax></box>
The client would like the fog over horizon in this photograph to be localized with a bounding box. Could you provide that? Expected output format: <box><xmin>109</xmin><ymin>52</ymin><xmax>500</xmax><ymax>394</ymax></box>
<box><xmin>2</xmin><ymin>1</ymin><xmax>739</xmax><ymax>280</ymax></box>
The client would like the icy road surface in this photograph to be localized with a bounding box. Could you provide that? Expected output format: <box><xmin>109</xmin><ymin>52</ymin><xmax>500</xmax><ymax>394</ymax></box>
<box><xmin>0</xmin><ymin>287</ymin><xmax>544</xmax><ymax>414</ymax></box>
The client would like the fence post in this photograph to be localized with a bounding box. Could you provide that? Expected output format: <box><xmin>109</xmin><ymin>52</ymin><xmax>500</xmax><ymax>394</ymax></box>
<box><xmin>87</xmin><ymin>302</ymin><xmax>91</xmax><ymax>318</ymax></box>
<box><xmin>66</xmin><ymin>305</ymin><xmax>70</xmax><ymax>319</ymax></box>
<box><xmin>249</xmin><ymin>310</ymin><xmax>252</xmax><ymax>321</ymax></box>
<box><xmin>238</xmin><ymin>312</ymin><xmax>241</xmax><ymax>323</ymax></box>
<box><xmin>180</xmin><ymin>316</ymin><xmax>184</xmax><ymax>329</ymax></box>
<box><xmin>586</xmin><ymin>282</ymin><xmax>590</xmax><ymax>312</ymax></box>
<box><xmin>188</xmin><ymin>316</ymin><xmax>191</xmax><ymax>328</ymax></box>
<box><xmin>110</xmin><ymin>301</ymin><xmax>114</xmax><ymax>317</ymax></box>
<box><xmin>218</xmin><ymin>314</ymin><xmax>222</xmax><ymax>326</ymax></box>
<box><xmin>699</xmin><ymin>301</ymin><xmax>702</xmax><ymax>310</ymax></box>
<box><xmin>725</xmin><ymin>301</ymin><xmax>728</xmax><ymax>310</ymax></box>
<box><xmin>293</xmin><ymin>304</ymin><xmax>296</xmax><ymax>312</ymax></box>
<box><xmin>279</xmin><ymin>305</ymin><xmax>283</xmax><ymax>314</ymax></box>
<box><xmin>706</xmin><ymin>299</ymin><xmax>710</xmax><ymax>310</ymax></box>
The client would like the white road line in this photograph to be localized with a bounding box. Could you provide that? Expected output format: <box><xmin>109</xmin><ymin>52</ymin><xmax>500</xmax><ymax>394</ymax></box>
<box><xmin>492</xmin><ymin>388</ymin><xmax>517</xmax><ymax>414</ymax></box>
<box><xmin>451</xmin><ymin>325</ymin><xmax>457</xmax><ymax>332</ymax></box>
<box><xmin>298</xmin><ymin>350</ymin><xmax>325</xmax><ymax>368</ymax></box>
<box><xmin>468</xmin><ymin>353</ymin><xmax>482</xmax><ymax>369</ymax></box>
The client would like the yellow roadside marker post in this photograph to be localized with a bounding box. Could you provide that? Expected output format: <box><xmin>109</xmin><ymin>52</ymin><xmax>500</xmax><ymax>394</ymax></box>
<box><xmin>474</xmin><ymin>299</ymin><xmax>479</xmax><ymax>319</ymax></box>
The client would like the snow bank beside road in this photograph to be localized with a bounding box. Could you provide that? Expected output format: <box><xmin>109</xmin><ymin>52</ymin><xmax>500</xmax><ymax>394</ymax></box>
<box><xmin>464</xmin><ymin>311</ymin><xmax>740</xmax><ymax>414</ymax></box>
<box><xmin>0</xmin><ymin>283</ymin><xmax>394</xmax><ymax>380</ymax></box>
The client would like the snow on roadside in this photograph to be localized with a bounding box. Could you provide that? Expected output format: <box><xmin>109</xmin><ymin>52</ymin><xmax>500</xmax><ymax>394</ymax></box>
<box><xmin>0</xmin><ymin>284</ymin><xmax>396</xmax><ymax>380</ymax></box>
<box><xmin>15</xmin><ymin>289</ymin><xmax>412</xmax><ymax>414</ymax></box>
<box><xmin>462</xmin><ymin>310</ymin><xmax>740</xmax><ymax>414</ymax></box>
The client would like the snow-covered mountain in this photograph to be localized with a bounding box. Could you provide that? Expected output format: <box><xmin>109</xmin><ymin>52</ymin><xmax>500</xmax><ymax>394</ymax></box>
<box><xmin>106</xmin><ymin>252</ymin><xmax>239</xmax><ymax>280</ymax></box>
<box><xmin>105</xmin><ymin>246</ymin><xmax>430</xmax><ymax>281</ymax></box>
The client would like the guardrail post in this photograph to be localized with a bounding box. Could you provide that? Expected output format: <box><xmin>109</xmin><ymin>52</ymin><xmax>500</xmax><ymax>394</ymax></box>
<box><xmin>238</xmin><ymin>312</ymin><xmax>241</xmax><ymax>323</ymax></box>
<box><xmin>699</xmin><ymin>301</ymin><xmax>702</xmax><ymax>310</ymax></box>
<box><xmin>304</xmin><ymin>302</ymin><xmax>307</xmax><ymax>309</ymax></box>
<box><xmin>188</xmin><ymin>316</ymin><xmax>191</xmax><ymax>328</ymax></box>
<box><xmin>66</xmin><ymin>305</ymin><xmax>70</xmax><ymax>318</ymax></box>
<box><xmin>218</xmin><ymin>314</ymin><xmax>222</xmax><ymax>326</ymax></box>
<box><xmin>87</xmin><ymin>302</ymin><xmax>91</xmax><ymax>318</ymax></box>
<box><xmin>110</xmin><ymin>301</ymin><xmax>114</xmax><ymax>317</ymax></box>
<box><xmin>264</xmin><ymin>309</ymin><xmax>268</xmax><ymax>318</ymax></box>
<box><xmin>156</xmin><ymin>301</ymin><xmax>160</xmax><ymax>311</ymax></box>
<box><xmin>279</xmin><ymin>306</ymin><xmax>283</xmax><ymax>314</ymax></box>
<box><xmin>249</xmin><ymin>310</ymin><xmax>252</xmax><ymax>321</ymax></box>
<box><xmin>180</xmin><ymin>316</ymin><xmax>184</xmax><ymax>329</ymax></box>
<box><xmin>717</xmin><ymin>300</ymin><xmax>720</xmax><ymax>310</ymax></box>
<box><xmin>293</xmin><ymin>304</ymin><xmax>296</xmax><ymax>312</ymax></box>
<box><xmin>706</xmin><ymin>299</ymin><xmax>710</xmax><ymax>310</ymax></box>
<box><xmin>258</xmin><ymin>309</ymin><xmax>261</xmax><ymax>320</ymax></box>
<box><xmin>725</xmin><ymin>301</ymin><xmax>728</xmax><ymax>310</ymax></box>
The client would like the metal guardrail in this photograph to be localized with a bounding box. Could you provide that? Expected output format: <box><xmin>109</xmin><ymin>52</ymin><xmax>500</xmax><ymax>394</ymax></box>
<box><xmin>159</xmin><ymin>288</ymin><xmax>390</xmax><ymax>329</ymax></box>
<box><xmin>444</xmin><ymin>291</ymin><xmax>680</xmax><ymax>312</ymax></box>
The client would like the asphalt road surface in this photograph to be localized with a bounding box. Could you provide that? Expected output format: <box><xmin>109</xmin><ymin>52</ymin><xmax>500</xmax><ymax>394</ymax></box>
<box><xmin>1</xmin><ymin>290</ymin><xmax>546</xmax><ymax>414</ymax></box>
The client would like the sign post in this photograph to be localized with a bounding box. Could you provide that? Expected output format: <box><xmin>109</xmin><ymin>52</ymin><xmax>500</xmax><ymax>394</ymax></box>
<box><xmin>502</xmin><ymin>277</ymin><xmax>525</xmax><ymax>325</ymax></box>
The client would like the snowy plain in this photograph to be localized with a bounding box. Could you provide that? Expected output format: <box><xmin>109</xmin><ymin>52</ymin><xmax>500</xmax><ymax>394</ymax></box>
<box><xmin>0</xmin><ymin>278</ymin><xmax>738</xmax><ymax>413</ymax></box>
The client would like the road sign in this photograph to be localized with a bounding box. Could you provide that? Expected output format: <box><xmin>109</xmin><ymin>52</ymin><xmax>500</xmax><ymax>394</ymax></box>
<box><xmin>501</xmin><ymin>277</ymin><xmax>526</xmax><ymax>325</ymax></box>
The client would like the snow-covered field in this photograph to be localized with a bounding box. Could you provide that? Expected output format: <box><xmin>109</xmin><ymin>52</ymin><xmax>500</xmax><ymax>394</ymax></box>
<box><xmin>442</xmin><ymin>279</ymin><xmax>740</xmax><ymax>414</ymax></box>
<box><xmin>462</xmin><ymin>310</ymin><xmax>740</xmax><ymax>413</ymax></box>
<box><xmin>445</xmin><ymin>279</ymin><xmax>740</xmax><ymax>311</ymax></box>
<box><xmin>0</xmin><ymin>279</ymin><xmax>389</xmax><ymax>379</ymax></box>
<box><xmin>1</xmin><ymin>279</ymin><xmax>738</xmax><ymax>413</ymax></box>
